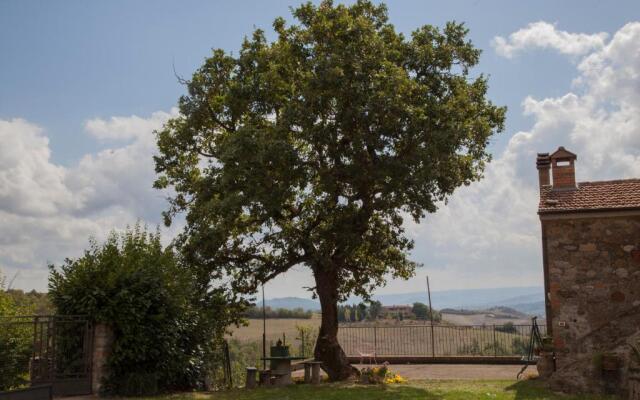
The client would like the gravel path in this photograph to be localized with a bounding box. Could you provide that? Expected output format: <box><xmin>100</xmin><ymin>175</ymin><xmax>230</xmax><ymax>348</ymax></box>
<box><xmin>291</xmin><ymin>363</ymin><xmax>531</xmax><ymax>381</ymax></box>
<box><xmin>364</xmin><ymin>363</ymin><xmax>529</xmax><ymax>380</ymax></box>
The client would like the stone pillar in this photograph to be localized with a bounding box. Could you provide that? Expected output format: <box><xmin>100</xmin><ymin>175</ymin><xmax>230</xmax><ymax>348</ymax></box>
<box><xmin>92</xmin><ymin>324</ymin><xmax>114</xmax><ymax>395</ymax></box>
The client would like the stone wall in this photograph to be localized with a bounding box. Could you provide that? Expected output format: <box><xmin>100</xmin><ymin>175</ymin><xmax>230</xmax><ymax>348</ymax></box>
<box><xmin>542</xmin><ymin>214</ymin><xmax>640</xmax><ymax>396</ymax></box>
<box><xmin>92</xmin><ymin>324</ymin><xmax>114</xmax><ymax>395</ymax></box>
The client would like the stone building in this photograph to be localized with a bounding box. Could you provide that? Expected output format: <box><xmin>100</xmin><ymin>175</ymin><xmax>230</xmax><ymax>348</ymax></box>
<box><xmin>537</xmin><ymin>147</ymin><xmax>640</xmax><ymax>396</ymax></box>
<box><xmin>381</xmin><ymin>305</ymin><xmax>414</xmax><ymax>319</ymax></box>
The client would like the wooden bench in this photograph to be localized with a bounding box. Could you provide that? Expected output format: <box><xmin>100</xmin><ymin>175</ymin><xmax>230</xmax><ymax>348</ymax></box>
<box><xmin>303</xmin><ymin>361</ymin><xmax>323</xmax><ymax>384</ymax></box>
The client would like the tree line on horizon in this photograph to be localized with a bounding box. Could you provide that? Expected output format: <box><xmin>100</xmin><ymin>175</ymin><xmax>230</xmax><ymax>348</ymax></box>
<box><xmin>243</xmin><ymin>305</ymin><xmax>313</xmax><ymax>319</ymax></box>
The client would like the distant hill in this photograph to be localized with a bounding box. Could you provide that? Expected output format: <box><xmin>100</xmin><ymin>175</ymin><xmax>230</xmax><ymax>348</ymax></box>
<box><xmin>262</xmin><ymin>286</ymin><xmax>545</xmax><ymax>316</ymax></box>
<box><xmin>368</xmin><ymin>286</ymin><xmax>544</xmax><ymax>312</ymax></box>
<box><xmin>506</xmin><ymin>301</ymin><xmax>546</xmax><ymax>317</ymax></box>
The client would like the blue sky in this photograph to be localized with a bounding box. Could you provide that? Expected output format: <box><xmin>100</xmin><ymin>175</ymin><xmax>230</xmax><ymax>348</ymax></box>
<box><xmin>1</xmin><ymin>1</ymin><xmax>639</xmax><ymax>295</ymax></box>
<box><xmin>2</xmin><ymin>0</ymin><xmax>636</xmax><ymax>164</ymax></box>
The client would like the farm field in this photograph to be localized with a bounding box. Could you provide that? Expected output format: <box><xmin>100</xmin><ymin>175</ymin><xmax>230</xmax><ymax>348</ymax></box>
<box><xmin>441</xmin><ymin>312</ymin><xmax>532</xmax><ymax>326</ymax></box>
<box><xmin>228</xmin><ymin>316</ymin><xmax>321</xmax><ymax>344</ymax></box>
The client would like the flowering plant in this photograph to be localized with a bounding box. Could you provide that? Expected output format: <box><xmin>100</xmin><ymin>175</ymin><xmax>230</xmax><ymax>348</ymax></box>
<box><xmin>359</xmin><ymin>363</ymin><xmax>407</xmax><ymax>385</ymax></box>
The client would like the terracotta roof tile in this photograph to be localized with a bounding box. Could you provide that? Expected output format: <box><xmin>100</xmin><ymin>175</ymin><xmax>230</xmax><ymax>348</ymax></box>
<box><xmin>538</xmin><ymin>178</ymin><xmax>640</xmax><ymax>214</ymax></box>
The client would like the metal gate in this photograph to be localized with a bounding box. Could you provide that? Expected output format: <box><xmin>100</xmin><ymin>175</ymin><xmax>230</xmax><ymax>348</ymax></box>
<box><xmin>0</xmin><ymin>315</ymin><xmax>93</xmax><ymax>397</ymax></box>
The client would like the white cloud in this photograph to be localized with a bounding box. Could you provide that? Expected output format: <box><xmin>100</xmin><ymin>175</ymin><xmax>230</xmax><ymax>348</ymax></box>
<box><xmin>492</xmin><ymin>21</ymin><xmax>609</xmax><ymax>59</ymax></box>
<box><xmin>0</xmin><ymin>111</ymin><xmax>180</xmax><ymax>291</ymax></box>
<box><xmin>0</xmin><ymin>119</ymin><xmax>75</xmax><ymax>216</ymax></box>
<box><xmin>84</xmin><ymin>110</ymin><xmax>175</xmax><ymax>141</ymax></box>
<box><xmin>389</xmin><ymin>21</ymin><xmax>640</xmax><ymax>294</ymax></box>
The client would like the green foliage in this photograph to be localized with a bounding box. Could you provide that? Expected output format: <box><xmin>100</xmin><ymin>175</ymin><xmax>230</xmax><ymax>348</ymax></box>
<box><xmin>495</xmin><ymin>322</ymin><xmax>517</xmax><ymax>334</ymax></box>
<box><xmin>458</xmin><ymin>337</ymin><xmax>509</xmax><ymax>356</ymax></box>
<box><xmin>48</xmin><ymin>225</ymin><xmax>244</xmax><ymax>396</ymax></box>
<box><xmin>295</xmin><ymin>324</ymin><xmax>317</xmax><ymax>357</ymax></box>
<box><xmin>225</xmin><ymin>339</ymin><xmax>262</xmax><ymax>387</ymax></box>
<box><xmin>5</xmin><ymin>289</ymin><xmax>53</xmax><ymax>315</ymax></box>
<box><xmin>357</xmin><ymin>303</ymin><xmax>368</xmax><ymax>322</ymax></box>
<box><xmin>368</xmin><ymin>300</ymin><xmax>383</xmax><ymax>321</ymax></box>
<box><xmin>338</xmin><ymin>301</ymin><xmax>382</xmax><ymax>322</ymax></box>
<box><xmin>244</xmin><ymin>306</ymin><xmax>312</xmax><ymax>319</ymax></box>
<box><xmin>154</xmin><ymin>0</ymin><xmax>505</xmax><ymax>302</ymax></box>
<box><xmin>349</xmin><ymin>306</ymin><xmax>357</xmax><ymax>323</ymax></box>
<box><xmin>511</xmin><ymin>337</ymin><xmax>529</xmax><ymax>355</ymax></box>
<box><xmin>120</xmin><ymin>372</ymin><xmax>159</xmax><ymax>397</ymax></box>
<box><xmin>411</xmin><ymin>302</ymin><xmax>441</xmax><ymax>322</ymax></box>
<box><xmin>0</xmin><ymin>272</ymin><xmax>34</xmax><ymax>391</ymax></box>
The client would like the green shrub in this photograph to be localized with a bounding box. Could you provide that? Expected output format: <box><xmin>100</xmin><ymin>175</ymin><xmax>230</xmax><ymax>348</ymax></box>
<box><xmin>495</xmin><ymin>322</ymin><xmax>517</xmax><ymax>334</ymax></box>
<box><xmin>120</xmin><ymin>372</ymin><xmax>159</xmax><ymax>397</ymax></box>
<box><xmin>48</xmin><ymin>224</ymin><xmax>243</xmax><ymax>396</ymax></box>
<box><xmin>0</xmin><ymin>272</ymin><xmax>34</xmax><ymax>391</ymax></box>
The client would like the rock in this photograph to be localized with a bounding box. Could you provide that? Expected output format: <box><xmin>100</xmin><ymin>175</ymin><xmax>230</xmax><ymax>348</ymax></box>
<box><xmin>611</xmin><ymin>291</ymin><xmax>626</xmax><ymax>302</ymax></box>
<box><xmin>580</xmin><ymin>243</ymin><xmax>597</xmax><ymax>252</ymax></box>
<box><xmin>616</xmin><ymin>268</ymin><xmax>629</xmax><ymax>278</ymax></box>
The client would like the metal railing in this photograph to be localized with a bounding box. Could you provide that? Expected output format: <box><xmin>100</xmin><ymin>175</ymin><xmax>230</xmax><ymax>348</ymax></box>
<box><xmin>0</xmin><ymin>315</ymin><xmax>92</xmax><ymax>395</ymax></box>
<box><xmin>337</xmin><ymin>324</ymin><xmax>545</xmax><ymax>357</ymax></box>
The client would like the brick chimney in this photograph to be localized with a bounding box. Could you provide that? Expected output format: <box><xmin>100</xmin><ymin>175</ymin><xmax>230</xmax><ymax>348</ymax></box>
<box><xmin>550</xmin><ymin>146</ymin><xmax>577</xmax><ymax>190</ymax></box>
<box><xmin>536</xmin><ymin>153</ymin><xmax>551</xmax><ymax>188</ymax></box>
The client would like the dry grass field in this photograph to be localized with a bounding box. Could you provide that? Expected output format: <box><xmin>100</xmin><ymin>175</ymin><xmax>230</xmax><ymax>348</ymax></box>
<box><xmin>228</xmin><ymin>316</ymin><xmax>534</xmax><ymax>357</ymax></box>
<box><xmin>228</xmin><ymin>316</ymin><xmax>321</xmax><ymax>344</ymax></box>
<box><xmin>441</xmin><ymin>313</ymin><xmax>532</xmax><ymax>326</ymax></box>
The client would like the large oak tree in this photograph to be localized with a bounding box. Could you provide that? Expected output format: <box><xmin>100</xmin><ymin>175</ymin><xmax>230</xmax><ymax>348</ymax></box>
<box><xmin>154</xmin><ymin>0</ymin><xmax>505</xmax><ymax>380</ymax></box>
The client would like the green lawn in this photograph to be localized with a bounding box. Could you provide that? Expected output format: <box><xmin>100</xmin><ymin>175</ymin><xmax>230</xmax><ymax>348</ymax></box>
<box><xmin>132</xmin><ymin>380</ymin><xmax>616</xmax><ymax>400</ymax></box>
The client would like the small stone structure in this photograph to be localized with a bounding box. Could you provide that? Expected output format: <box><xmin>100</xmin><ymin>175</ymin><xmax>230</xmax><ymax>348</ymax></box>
<box><xmin>91</xmin><ymin>324</ymin><xmax>114</xmax><ymax>395</ymax></box>
<box><xmin>537</xmin><ymin>147</ymin><xmax>640</xmax><ymax>397</ymax></box>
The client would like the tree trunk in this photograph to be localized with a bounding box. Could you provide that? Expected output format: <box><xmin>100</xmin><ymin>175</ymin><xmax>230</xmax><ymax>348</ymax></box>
<box><xmin>313</xmin><ymin>268</ymin><xmax>355</xmax><ymax>381</ymax></box>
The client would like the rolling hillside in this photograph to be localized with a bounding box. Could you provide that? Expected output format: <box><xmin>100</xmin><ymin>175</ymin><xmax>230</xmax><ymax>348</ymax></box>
<box><xmin>260</xmin><ymin>286</ymin><xmax>545</xmax><ymax>316</ymax></box>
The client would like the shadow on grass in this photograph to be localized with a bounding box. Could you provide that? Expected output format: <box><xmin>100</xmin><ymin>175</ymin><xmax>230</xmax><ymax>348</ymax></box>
<box><xmin>504</xmin><ymin>379</ymin><xmax>615</xmax><ymax>400</ymax></box>
<box><xmin>213</xmin><ymin>384</ymin><xmax>443</xmax><ymax>400</ymax></box>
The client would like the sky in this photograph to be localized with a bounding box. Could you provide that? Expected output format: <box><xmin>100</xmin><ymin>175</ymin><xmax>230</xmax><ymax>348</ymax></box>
<box><xmin>1</xmin><ymin>0</ymin><xmax>639</xmax><ymax>297</ymax></box>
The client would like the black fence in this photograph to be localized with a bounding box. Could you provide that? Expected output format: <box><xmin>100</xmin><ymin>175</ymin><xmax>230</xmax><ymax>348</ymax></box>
<box><xmin>0</xmin><ymin>316</ymin><xmax>93</xmax><ymax>396</ymax></box>
<box><xmin>337</xmin><ymin>324</ymin><xmax>546</xmax><ymax>358</ymax></box>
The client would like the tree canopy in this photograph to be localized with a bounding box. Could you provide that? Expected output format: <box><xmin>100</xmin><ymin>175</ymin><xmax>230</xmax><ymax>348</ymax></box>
<box><xmin>155</xmin><ymin>0</ymin><xmax>505</xmax><ymax>379</ymax></box>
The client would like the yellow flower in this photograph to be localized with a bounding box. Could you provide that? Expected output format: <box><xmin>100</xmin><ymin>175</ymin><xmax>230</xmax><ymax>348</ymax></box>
<box><xmin>384</xmin><ymin>373</ymin><xmax>407</xmax><ymax>384</ymax></box>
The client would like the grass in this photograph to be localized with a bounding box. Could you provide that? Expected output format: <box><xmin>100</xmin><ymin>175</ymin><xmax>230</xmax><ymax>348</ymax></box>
<box><xmin>128</xmin><ymin>380</ymin><xmax>616</xmax><ymax>400</ymax></box>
